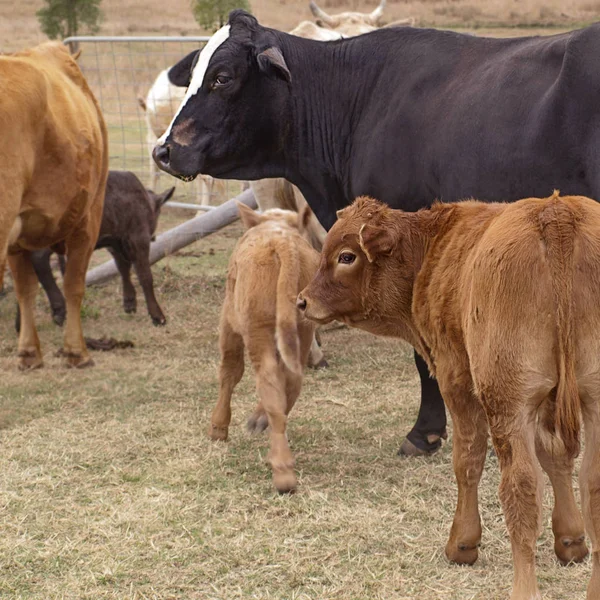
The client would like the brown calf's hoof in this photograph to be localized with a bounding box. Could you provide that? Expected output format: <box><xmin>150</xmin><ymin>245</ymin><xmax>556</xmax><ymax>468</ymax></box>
<box><xmin>247</xmin><ymin>412</ymin><xmax>269</xmax><ymax>434</ymax></box>
<box><xmin>18</xmin><ymin>351</ymin><xmax>43</xmax><ymax>371</ymax></box>
<box><xmin>556</xmin><ymin>534</ymin><xmax>588</xmax><ymax>565</ymax></box>
<box><xmin>273</xmin><ymin>470</ymin><xmax>297</xmax><ymax>494</ymax></box>
<box><xmin>208</xmin><ymin>423</ymin><xmax>228</xmax><ymax>441</ymax></box>
<box><xmin>445</xmin><ymin>541</ymin><xmax>480</xmax><ymax>566</ymax></box>
<box><xmin>152</xmin><ymin>315</ymin><xmax>167</xmax><ymax>326</ymax></box>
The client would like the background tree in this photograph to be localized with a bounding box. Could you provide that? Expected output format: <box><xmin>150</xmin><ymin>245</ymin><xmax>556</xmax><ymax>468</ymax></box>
<box><xmin>37</xmin><ymin>0</ymin><xmax>103</xmax><ymax>41</ymax></box>
<box><xmin>191</xmin><ymin>0</ymin><xmax>251</xmax><ymax>32</ymax></box>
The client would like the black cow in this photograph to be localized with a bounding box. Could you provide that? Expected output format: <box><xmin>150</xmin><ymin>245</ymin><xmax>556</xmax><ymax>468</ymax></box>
<box><xmin>153</xmin><ymin>10</ymin><xmax>600</xmax><ymax>456</ymax></box>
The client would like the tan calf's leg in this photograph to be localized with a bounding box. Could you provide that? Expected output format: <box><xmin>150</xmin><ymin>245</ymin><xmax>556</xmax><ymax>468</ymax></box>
<box><xmin>8</xmin><ymin>252</ymin><xmax>43</xmax><ymax>370</ymax></box>
<box><xmin>580</xmin><ymin>397</ymin><xmax>600</xmax><ymax>600</ymax></box>
<box><xmin>209</xmin><ymin>319</ymin><xmax>244</xmax><ymax>442</ymax></box>
<box><xmin>535</xmin><ymin>402</ymin><xmax>587</xmax><ymax>564</ymax></box>
<box><xmin>252</xmin><ymin>353</ymin><xmax>296</xmax><ymax>493</ymax></box>
<box><xmin>437</xmin><ymin>367</ymin><xmax>488</xmax><ymax>565</ymax></box>
<box><xmin>62</xmin><ymin>228</ymin><xmax>96</xmax><ymax>368</ymax></box>
<box><xmin>491</xmin><ymin>414</ymin><xmax>542</xmax><ymax>600</ymax></box>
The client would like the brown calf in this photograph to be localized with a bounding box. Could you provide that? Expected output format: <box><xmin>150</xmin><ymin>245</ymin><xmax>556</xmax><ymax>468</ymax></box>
<box><xmin>0</xmin><ymin>42</ymin><xmax>108</xmax><ymax>369</ymax></box>
<box><xmin>298</xmin><ymin>193</ymin><xmax>600</xmax><ymax>599</ymax></box>
<box><xmin>210</xmin><ymin>203</ymin><xmax>320</xmax><ymax>493</ymax></box>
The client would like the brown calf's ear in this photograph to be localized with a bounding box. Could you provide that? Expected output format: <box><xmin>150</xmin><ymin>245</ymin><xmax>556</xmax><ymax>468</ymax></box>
<box><xmin>358</xmin><ymin>223</ymin><xmax>396</xmax><ymax>263</ymax></box>
<box><xmin>237</xmin><ymin>201</ymin><xmax>262</xmax><ymax>230</ymax></box>
<box><xmin>257</xmin><ymin>47</ymin><xmax>292</xmax><ymax>84</ymax></box>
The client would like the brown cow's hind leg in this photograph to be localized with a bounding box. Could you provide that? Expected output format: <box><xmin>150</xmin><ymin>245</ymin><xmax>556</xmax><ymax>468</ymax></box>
<box><xmin>209</xmin><ymin>319</ymin><xmax>244</xmax><ymax>442</ymax></box>
<box><xmin>535</xmin><ymin>400</ymin><xmax>587</xmax><ymax>565</ymax></box>
<box><xmin>580</xmin><ymin>393</ymin><xmax>600</xmax><ymax>600</ymax></box>
<box><xmin>9</xmin><ymin>252</ymin><xmax>43</xmax><ymax>370</ymax></box>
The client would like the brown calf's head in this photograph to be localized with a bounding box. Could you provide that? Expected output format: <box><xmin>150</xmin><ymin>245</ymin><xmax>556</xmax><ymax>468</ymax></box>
<box><xmin>298</xmin><ymin>196</ymin><xmax>420</xmax><ymax>337</ymax></box>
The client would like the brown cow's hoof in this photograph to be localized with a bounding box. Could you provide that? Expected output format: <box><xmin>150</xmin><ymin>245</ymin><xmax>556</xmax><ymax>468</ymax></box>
<box><xmin>247</xmin><ymin>412</ymin><xmax>269</xmax><ymax>434</ymax></box>
<box><xmin>208</xmin><ymin>423</ymin><xmax>228</xmax><ymax>441</ymax></box>
<box><xmin>152</xmin><ymin>315</ymin><xmax>167</xmax><ymax>326</ymax></box>
<box><xmin>273</xmin><ymin>470</ymin><xmax>297</xmax><ymax>494</ymax></box>
<box><xmin>18</xmin><ymin>351</ymin><xmax>43</xmax><ymax>371</ymax></box>
<box><xmin>65</xmin><ymin>353</ymin><xmax>95</xmax><ymax>369</ymax></box>
<box><xmin>555</xmin><ymin>534</ymin><xmax>588</xmax><ymax>565</ymax></box>
<box><xmin>445</xmin><ymin>541</ymin><xmax>479</xmax><ymax>566</ymax></box>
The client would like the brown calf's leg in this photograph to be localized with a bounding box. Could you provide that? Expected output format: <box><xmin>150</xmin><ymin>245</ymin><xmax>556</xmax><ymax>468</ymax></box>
<box><xmin>8</xmin><ymin>252</ymin><xmax>43</xmax><ymax>370</ymax></box>
<box><xmin>580</xmin><ymin>395</ymin><xmax>600</xmax><ymax>600</ymax></box>
<box><xmin>209</xmin><ymin>319</ymin><xmax>245</xmax><ymax>442</ymax></box>
<box><xmin>535</xmin><ymin>401</ymin><xmax>587</xmax><ymax>565</ymax></box>
<box><xmin>110</xmin><ymin>250</ymin><xmax>137</xmax><ymax>315</ymax></box>
<box><xmin>133</xmin><ymin>246</ymin><xmax>166</xmax><ymax>326</ymax></box>
<box><xmin>491</xmin><ymin>413</ymin><xmax>542</xmax><ymax>600</ymax></box>
<box><xmin>62</xmin><ymin>229</ymin><xmax>96</xmax><ymax>368</ymax></box>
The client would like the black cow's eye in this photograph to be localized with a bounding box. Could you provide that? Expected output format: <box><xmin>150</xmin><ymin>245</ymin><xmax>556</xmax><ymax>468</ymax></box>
<box><xmin>338</xmin><ymin>252</ymin><xmax>356</xmax><ymax>264</ymax></box>
<box><xmin>214</xmin><ymin>74</ymin><xmax>232</xmax><ymax>87</ymax></box>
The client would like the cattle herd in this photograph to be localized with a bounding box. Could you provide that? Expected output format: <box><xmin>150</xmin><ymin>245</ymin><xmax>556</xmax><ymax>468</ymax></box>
<box><xmin>3</xmin><ymin>2</ymin><xmax>600</xmax><ymax>599</ymax></box>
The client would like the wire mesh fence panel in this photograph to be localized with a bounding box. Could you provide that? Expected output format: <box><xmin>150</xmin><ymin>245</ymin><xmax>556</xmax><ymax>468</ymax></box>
<box><xmin>64</xmin><ymin>36</ymin><xmax>245</xmax><ymax>208</ymax></box>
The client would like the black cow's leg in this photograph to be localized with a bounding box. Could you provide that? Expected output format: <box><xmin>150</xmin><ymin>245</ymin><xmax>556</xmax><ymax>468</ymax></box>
<box><xmin>31</xmin><ymin>250</ymin><xmax>66</xmax><ymax>327</ymax></box>
<box><xmin>398</xmin><ymin>350</ymin><xmax>448</xmax><ymax>456</ymax></box>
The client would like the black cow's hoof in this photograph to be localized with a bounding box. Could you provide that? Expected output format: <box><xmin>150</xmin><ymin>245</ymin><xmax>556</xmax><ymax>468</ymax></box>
<box><xmin>398</xmin><ymin>428</ymin><xmax>447</xmax><ymax>457</ymax></box>
<box><xmin>52</xmin><ymin>310</ymin><xmax>66</xmax><ymax>327</ymax></box>
<box><xmin>152</xmin><ymin>315</ymin><xmax>167</xmax><ymax>326</ymax></box>
<box><xmin>124</xmin><ymin>306</ymin><xmax>136</xmax><ymax>314</ymax></box>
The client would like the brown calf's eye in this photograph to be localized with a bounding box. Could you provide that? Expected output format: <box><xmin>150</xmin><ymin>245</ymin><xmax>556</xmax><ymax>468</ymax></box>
<box><xmin>338</xmin><ymin>252</ymin><xmax>356</xmax><ymax>264</ymax></box>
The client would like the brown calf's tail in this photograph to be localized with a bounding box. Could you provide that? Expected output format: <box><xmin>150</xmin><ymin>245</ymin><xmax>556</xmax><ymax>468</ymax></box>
<box><xmin>274</xmin><ymin>239</ymin><xmax>303</xmax><ymax>374</ymax></box>
<box><xmin>542</xmin><ymin>196</ymin><xmax>581</xmax><ymax>457</ymax></box>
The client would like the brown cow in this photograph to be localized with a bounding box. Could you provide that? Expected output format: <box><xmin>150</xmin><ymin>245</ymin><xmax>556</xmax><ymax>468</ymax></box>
<box><xmin>0</xmin><ymin>42</ymin><xmax>108</xmax><ymax>369</ymax></box>
<box><xmin>298</xmin><ymin>193</ymin><xmax>600</xmax><ymax>599</ymax></box>
<box><xmin>210</xmin><ymin>203</ymin><xmax>320</xmax><ymax>493</ymax></box>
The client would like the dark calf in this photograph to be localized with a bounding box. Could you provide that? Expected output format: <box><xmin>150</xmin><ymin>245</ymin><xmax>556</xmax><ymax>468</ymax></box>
<box><xmin>19</xmin><ymin>171</ymin><xmax>174</xmax><ymax>330</ymax></box>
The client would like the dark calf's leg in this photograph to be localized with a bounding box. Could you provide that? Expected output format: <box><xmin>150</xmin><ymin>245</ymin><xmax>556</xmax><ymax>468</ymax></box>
<box><xmin>31</xmin><ymin>249</ymin><xmax>66</xmax><ymax>326</ymax></box>
<box><xmin>398</xmin><ymin>350</ymin><xmax>448</xmax><ymax>456</ymax></box>
<box><xmin>109</xmin><ymin>249</ymin><xmax>137</xmax><ymax>315</ymax></box>
<box><xmin>132</xmin><ymin>244</ymin><xmax>166</xmax><ymax>326</ymax></box>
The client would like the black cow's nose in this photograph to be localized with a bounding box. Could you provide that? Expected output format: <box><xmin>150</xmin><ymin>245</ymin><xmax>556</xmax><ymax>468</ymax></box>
<box><xmin>297</xmin><ymin>295</ymin><xmax>307</xmax><ymax>311</ymax></box>
<box><xmin>152</xmin><ymin>144</ymin><xmax>171</xmax><ymax>168</ymax></box>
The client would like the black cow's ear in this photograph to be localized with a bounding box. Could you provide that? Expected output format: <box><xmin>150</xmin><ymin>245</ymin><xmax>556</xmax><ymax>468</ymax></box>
<box><xmin>168</xmin><ymin>50</ymin><xmax>199</xmax><ymax>87</ymax></box>
<box><xmin>257</xmin><ymin>47</ymin><xmax>291</xmax><ymax>83</ymax></box>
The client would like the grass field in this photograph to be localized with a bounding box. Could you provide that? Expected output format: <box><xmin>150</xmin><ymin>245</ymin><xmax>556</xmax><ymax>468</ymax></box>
<box><xmin>1</xmin><ymin>1</ymin><xmax>599</xmax><ymax>599</ymax></box>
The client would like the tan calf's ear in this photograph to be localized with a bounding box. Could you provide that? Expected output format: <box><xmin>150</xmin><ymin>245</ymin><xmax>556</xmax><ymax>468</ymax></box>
<box><xmin>297</xmin><ymin>202</ymin><xmax>313</xmax><ymax>233</ymax></box>
<box><xmin>358</xmin><ymin>223</ymin><xmax>396</xmax><ymax>262</ymax></box>
<box><xmin>237</xmin><ymin>201</ymin><xmax>262</xmax><ymax>230</ymax></box>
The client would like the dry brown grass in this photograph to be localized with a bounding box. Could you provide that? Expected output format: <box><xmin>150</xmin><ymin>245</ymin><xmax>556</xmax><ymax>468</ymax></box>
<box><xmin>0</xmin><ymin>1</ymin><xmax>597</xmax><ymax>598</ymax></box>
<box><xmin>0</xmin><ymin>215</ymin><xmax>592</xmax><ymax>599</ymax></box>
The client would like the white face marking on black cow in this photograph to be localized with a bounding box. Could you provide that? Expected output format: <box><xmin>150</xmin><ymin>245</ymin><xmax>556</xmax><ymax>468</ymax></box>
<box><xmin>156</xmin><ymin>24</ymin><xmax>231</xmax><ymax>146</ymax></box>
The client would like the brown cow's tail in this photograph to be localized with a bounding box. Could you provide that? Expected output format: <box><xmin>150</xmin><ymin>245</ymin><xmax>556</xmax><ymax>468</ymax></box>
<box><xmin>274</xmin><ymin>239</ymin><xmax>303</xmax><ymax>375</ymax></box>
<box><xmin>543</xmin><ymin>194</ymin><xmax>581</xmax><ymax>458</ymax></box>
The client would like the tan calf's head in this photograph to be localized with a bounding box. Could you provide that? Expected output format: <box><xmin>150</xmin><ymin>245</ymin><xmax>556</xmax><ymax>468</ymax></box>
<box><xmin>237</xmin><ymin>201</ymin><xmax>314</xmax><ymax>241</ymax></box>
<box><xmin>297</xmin><ymin>196</ymin><xmax>419</xmax><ymax>337</ymax></box>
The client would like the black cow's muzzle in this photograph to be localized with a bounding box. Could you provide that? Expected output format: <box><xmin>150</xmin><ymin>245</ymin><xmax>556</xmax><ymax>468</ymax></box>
<box><xmin>152</xmin><ymin>143</ymin><xmax>197</xmax><ymax>182</ymax></box>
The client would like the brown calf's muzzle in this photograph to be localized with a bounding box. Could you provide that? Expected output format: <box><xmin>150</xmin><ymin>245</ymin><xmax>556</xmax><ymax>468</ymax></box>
<box><xmin>297</xmin><ymin>285</ymin><xmax>336</xmax><ymax>325</ymax></box>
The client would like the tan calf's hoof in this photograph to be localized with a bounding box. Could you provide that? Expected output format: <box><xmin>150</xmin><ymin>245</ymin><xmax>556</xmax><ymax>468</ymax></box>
<box><xmin>445</xmin><ymin>541</ymin><xmax>479</xmax><ymax>566</ymax></box>
<box><xmin>273</xmin><ymin>470</ymin><xmax>297</xmax><ymax>494</ymax></box>
<box><xmin>18</xmin><ymin>351</ymin><xmax>43</xmax><ymax>371</ymax></box>
<box><xmin>208</xmin><ymin>423</ymin><xmax>228</xmax><ymax>441</ymax></box>
<box><xmin>555</xmin><ymin>534</ymin><xmax>588</xmax><ymax>565</ymax></box>
<box><xmin>65</xmin><ymin>353</ymin><xmax>95</xmax><ymax>369</ymax></box>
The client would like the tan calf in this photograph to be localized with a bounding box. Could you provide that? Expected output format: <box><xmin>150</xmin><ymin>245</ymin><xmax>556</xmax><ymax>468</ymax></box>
<box><xmin>0</xmin><ymin>42</ymin><xmax>108</xmax><ymax>369</ymax></box>
<box><xmin>209</xmin><ymin>203</ymin><xmax>320</xmax><ymax>493</ymax></box>
<box><xmin>299</xmin><ymin>193</ymin><xmax>600</xmax><ymax>599</ymax></box>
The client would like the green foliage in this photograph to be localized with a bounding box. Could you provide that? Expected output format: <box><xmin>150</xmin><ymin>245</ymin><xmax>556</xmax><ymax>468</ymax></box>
<box><xmin>36</xmin><ymin>0</ymin><xmax>103</xmax><ymax>40</ymax></box>
<box><xmin>191</xmin><ymin>0</ymin><xmax>251</xmax><ymax>32</ymax></box>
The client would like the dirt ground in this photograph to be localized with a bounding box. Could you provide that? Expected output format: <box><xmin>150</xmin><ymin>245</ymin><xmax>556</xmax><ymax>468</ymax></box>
<box><xmin>0</xmin><ymin>1</ymin><xmax>598</xmax><ymax>599</ymax></box>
